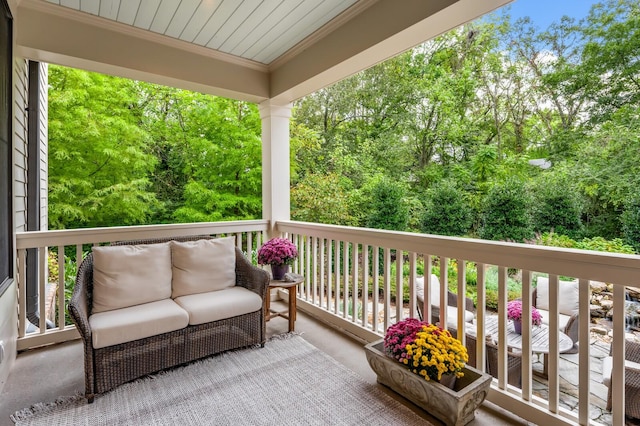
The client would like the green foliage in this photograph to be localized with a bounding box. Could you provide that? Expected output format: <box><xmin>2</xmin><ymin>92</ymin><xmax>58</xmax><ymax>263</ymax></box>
<box><xmin>575</xmin><ymin>236</ymin><xmax>636</xmax><ymax>254</ymax></box>
<box><xmin>364</xmin><ymin>176</ymin><xmax>409</xmax><ymax>231</ymax></box>
<box><xmin>291</xmin><ymin>173</ymin><xmax>356</xmax><ymax>226</ymax></box>
<box><xmin>482</xmin><ymin>267</ymin><xmax>523</xmax><ymax>310</ymax></box>
<box><xmin>48</xmin><ymin>66</ymin><xmax>160</xmax><ymax>229</ymax></box>
<box><xmin>530</xmin><ymin>174</ymin><xmax>584</xmax><ymax>239</ymax></box>
<box><xmin>421</xmin><ymin>180</ymin><xmax>473</xmax><ymax>236</ymax></box>
<box><xmin>622</xmin><ymin>194</ymin><xmax>640</xmax><ymax>253</ymax></box>
<box><xmin>479</xmin><ymin>178</ymin><xmax>534</xmax><ymax>242</ymax></box>
<box><xmin>527</xmin><ymin>231</ymin><xmax>577</xmax><ymax>249</ymax></box>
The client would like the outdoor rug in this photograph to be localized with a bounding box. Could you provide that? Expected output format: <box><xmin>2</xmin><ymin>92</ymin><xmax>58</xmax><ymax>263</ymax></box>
<box><xmin>11</xmin><ymin>334</ymin><xmax>431</xmax><ymax>425</ymax></box>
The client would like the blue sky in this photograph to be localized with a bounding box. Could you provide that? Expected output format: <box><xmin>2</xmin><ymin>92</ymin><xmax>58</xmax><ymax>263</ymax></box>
<box><xmin>500</xmin><ymin>0</ymin><xmax>598</xmax><ymax>29</ymax></box>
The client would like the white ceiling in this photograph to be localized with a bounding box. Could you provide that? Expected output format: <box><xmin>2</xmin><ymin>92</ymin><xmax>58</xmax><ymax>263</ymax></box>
<box><xmin>43</xmin><ymin>0</ymin><xmax>360</xmax><ymax>65</ymax></box>
<box><xmin>14</xmin><ymin>0</ymin><xmax>513</xmax><ymax>103</ymax></box>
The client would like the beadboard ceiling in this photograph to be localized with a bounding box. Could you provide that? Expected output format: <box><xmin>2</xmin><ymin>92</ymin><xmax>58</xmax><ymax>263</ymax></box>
<box><xmin>42</xmin><ymin>0</ymin><xmax>360</xmax><ymax>65</ymax></box>
<box><xmin>14</xmin><ymin>0</ymin><xmax>512</xmax><ymax>102</ymax></box>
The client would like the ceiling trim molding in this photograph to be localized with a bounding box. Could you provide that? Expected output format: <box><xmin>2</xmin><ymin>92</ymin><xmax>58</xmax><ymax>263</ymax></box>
<box><xmin>269</xmin><ymin>0</ymin><xmax>379</xmax><ymax>71</ymax></box>
<box><xmin>19</xmin><ymin>0</ymin><xmax>268</xmax><ymax>72</ymax></box>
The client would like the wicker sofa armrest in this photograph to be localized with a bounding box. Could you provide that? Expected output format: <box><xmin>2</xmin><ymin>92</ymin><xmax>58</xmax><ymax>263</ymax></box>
<box><xmin>563</xmin><ymin>312</ymin><xmax>580</xmax><ymax>344</ymax></box>
<box><xmin>69</xmin><ymin>254</ymin><xmax>93</xmax><ymax>342</ymax></box>
<box><xmin>626</xmin><ymin>340</ymin><xmax>640</xmax><ymax>363</ymax></box>
<box><xmin>68</xmin><ymin>253</ymin><xmax>96</xmax><ymax>401</ymax></box>
<box><xmin>235</xmin><ymin>248</ymin><xmax>270</xmax><ymax>301</ymax></box>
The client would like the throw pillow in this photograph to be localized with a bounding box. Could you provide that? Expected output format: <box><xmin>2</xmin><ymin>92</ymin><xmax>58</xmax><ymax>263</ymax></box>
<box><xmin>92</xmin><ymin>242</ymin><xmax>173</xmax><ymax>314</ymax></box>
<box><xmin>171</xmin><ymin>237</ymin><xmax>236</xmax><ymax>298</ymax></box>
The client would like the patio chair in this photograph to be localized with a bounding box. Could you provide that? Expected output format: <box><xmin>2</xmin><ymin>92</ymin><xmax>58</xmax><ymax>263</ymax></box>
<box><xmin>603</xmin><ymin>340</ymin><xmax>640</xmax><ymax>419</ymax></box>
<box><xmin>416</xmin><ymin>274</ymin><xmax>475</xmax><ymax>325</ymax></box>
<box><xmin>464</xmin><ymin>324</ymin><xmax>522</xmax><ymax>388</ymax></box>
<box><xmin>533</xmin><ymin>277</ymin><xmax>581</xmax><ymax>353</ymax></box>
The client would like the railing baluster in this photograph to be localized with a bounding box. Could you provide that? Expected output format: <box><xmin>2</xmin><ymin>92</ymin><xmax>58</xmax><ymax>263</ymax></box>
<box><xmin>319</xmin><ymin>238</ymin><xmax>325</xmax><ymax>309</ymax></box>
<box><xmin>548</xmin><ymin>274</ymin><xmax>560</xmax><ymax>412</ymax></box>
<box><xmin>578</xmin><ymin>277</ymin><xmax>591</xmax><ymax>425</ymax></box>
<box><xmin>312</xmin><ymin>236</ymin><xmax>318</xmax><ymax>305</ymax></box>
<box><xmin>57</xmin><ymin>246</ymin><xmax>65</xmax><ymax>329</ymax></box>
<box><xmin>395</xmin><ymin>250</ymin><xmax>403</xmax><ymax>322</ymax></box>
<box><xmin>424</xmin><ymin>255</ymin><xmax>432</xmax><ymax>325</ymax></box>
<box><xmin>408</xmin><ymin>252</ymin><xmax>416</xmax><ymax>319</ymax></box>
<box><xmin>497</xmin><ymin>266</ymin><xmax>508</xmax><ymax>389</ymax></box>
<box><xmin>352</xmin><ymin>242</ymin><xmax>358</xmax><ymax>323</ymax></box>
<box><xmin>342</xmin><ymin>241</ymin><xmax>349</xmax><ymax>319</ymax></box>
<box><xmin>612</xmin><ymin>283</ymin><xmax>626</xmax><ymax>425</ymax></box>
<box><xmin>38</xmin><ymin>246</ymin><xmax>46</xmax><ymax>334</ymax></box>
<box><xmin>327</xmin><ymin>239</ymin><xmax>333</xmax><ymax>310</ymax></box>
<box><xmin>476</xmin><ymin>263</ymin><xmax>486</xmax><ymax>374</ymax></box>
<box><xmin>383</xmin><ymin>247</ymin><xmax>391</xmax><ymax>331</ymax></box>
<box><xmin>521</xmin><ymin>269</ymin><xmax>533</xmax><ymax>400</ymax></box>
<box><xmin>305</xmin><ymin>235</ymin><xmax>311</xmax><ymax>301</ymax></box>
<box><xmin>438</xmin><ymin>257</ymin><xmax>448</xmax><ymax>329</ymax></box>
<box><xmin>334</xmin><ymin>240</ymin><xmax>340</xmax><ymax>315</ymax></box>
<box><xmin>456</xmin><ymin>260</ymin><xmax>466</xmax><ymax>342</ymax></box>
<box><xmin>362</xmin><ymin>244</ymin><xmax>370</xmax><ymax>328</ymax></box>
<box><xmin>372</xmin><ymin>246</ymin><xmax>379</xmax><ymax>333</ymax></box>
<box><xmin>18</xmin><ymin>248</ymin><xmax>27</xmax><ymax>338</ymax></box>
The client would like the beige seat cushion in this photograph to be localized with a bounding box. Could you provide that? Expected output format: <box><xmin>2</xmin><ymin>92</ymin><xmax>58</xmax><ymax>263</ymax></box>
<box><xmin>171</xmin><ymin>237</ymin><xmax>236</xmax><ymax>298</ymax></box>
<box><xmin>89</xmin><ymin>299</ymin><xmax>189</xmax><ymax>349</ymax></box>
<box><xmin>537</xmin><ymin>309</ymin><xmax>572</xmax><ymax>331</ymax></box>
<box><xmin>174</xmin><ymin>286</ymin><xmax>263</xmax><ymax>325</ymax></box>
<box><xmin>92</xmin><ymin>242</ymin><xmax>172</xmax><ymax>313</ymax></box>
<box><xmin>536</xmin><ymin>277</ymin><xmax>580</xmax><ymax>316</ymax></box>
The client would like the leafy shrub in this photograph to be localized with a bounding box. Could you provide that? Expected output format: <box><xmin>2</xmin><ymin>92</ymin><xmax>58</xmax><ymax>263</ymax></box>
<box><xmin>481</xmin><ymin>266</ymin><xmax>522</xmax><ymax>310</ymax></box>
<box><xmin>530</xmin><ymin>177</ymin><xmax>584</xmax><ymax>239</ymax></box>
<box><xmin>479</xmin><ymin>178</ymin><xmax>534</xmax><ymax>242</ymax></box>
<box><xmin>421</xmin><ymin>180</ymin><xmax>473</xmax><ymax>236</ymax></box>
<box><xmin>575</xmin><ymin>236</ymin><xmax>636</xmax><ymax>254</ymax></box>
<box><xmin>526</xmin><ymin>231</ymin><xmax>577</xmax><ymax>248</ymax></box>
<box><xmin>622</xmin><ymin>194</ymin><xmax>640</xmax><ymax>253</ymax></box>
<box><xmin>366</xmin><ymin>177</ymin><xmax>409</xmax><ymax>231</ymax></box>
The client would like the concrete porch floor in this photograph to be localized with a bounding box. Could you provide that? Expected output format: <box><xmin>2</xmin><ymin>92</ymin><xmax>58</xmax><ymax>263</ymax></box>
<box><xmin>0</xmin><ymin>302</ymin><xmax>534</xmax><ymax>426</ymax></box>
<box><xmin>16</xmin><ymin>301</ymin><xmax>635</xmax><ymax>426</ymax></box>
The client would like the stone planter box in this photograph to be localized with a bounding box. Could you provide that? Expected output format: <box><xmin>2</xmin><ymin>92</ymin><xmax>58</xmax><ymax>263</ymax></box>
<box><xmin>364</xmin><ymin>340</ymin><xmax>492</xmax><ymax>426</ymax></box>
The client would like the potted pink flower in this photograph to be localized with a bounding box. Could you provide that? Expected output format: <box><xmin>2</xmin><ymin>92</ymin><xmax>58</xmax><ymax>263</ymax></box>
<box><xmin>507</xmin><ymin>300</ymin><xmax>542</xmax><ymax>334</ymax></box>
<box><xmin>257</xmin><ymin>237</ymin><xmax>298</xmax><ymax>280</ymax></box>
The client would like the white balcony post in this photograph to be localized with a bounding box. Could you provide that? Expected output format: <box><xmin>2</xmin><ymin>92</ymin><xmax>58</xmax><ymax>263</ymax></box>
<box><xmin>259</xmin><ymin>101</ymin><xmax>292</xmax><ymax>238</ymax></box>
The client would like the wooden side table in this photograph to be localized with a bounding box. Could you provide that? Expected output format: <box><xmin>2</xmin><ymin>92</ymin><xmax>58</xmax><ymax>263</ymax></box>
<box><xmin>265</xmin><ymin>274</ymin><xmax>304</xmax><ymax>332</ymax></box>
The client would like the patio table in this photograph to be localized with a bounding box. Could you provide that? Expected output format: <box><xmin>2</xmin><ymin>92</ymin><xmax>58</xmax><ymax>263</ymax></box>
<box><xmin>482</xmin><ymin>316</ymin><xmax>574</xmax><ymax>378</ymax></box>
<box><xmin>265</xmin><ymin>273</ymin><xmax>304</xmax><ymax>332</ymax></box>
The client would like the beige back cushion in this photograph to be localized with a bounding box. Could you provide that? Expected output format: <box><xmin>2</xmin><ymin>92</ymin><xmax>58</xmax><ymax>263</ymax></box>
<box><xmin>415</xmin><ymin>274</ymin><xmax>443</xmax><ymax>304</ymax></box>
<box><xmin>171</xmin><ymin>237</ymin><xmax>236</xmax><ymax>298</ymax></box>
<box><xmin>536</xmin><ymin>276</ymin><xmax>580</xmax><ymax>315</ymax></box>
<box><xmin>92</xmin><ymin>242</ymin><xmax>173</xmax><ymax>314</ymax></box>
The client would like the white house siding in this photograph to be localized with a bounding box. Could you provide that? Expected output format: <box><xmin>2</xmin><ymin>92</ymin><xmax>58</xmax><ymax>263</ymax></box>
<box><xmin>38</xmin><ymin>63</ymin><xmax>47</xmax><ymax>231</ymax></box>
<box><xmin>0</xmin><ymin>55</ymin><xmax>28</xmax><ymax>394</ymax></box>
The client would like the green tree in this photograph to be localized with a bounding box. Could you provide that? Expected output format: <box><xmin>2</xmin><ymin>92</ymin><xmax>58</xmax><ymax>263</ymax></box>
<box><xmin>530</xmin><ymin>173</ymin><xmax>584</xmax><ymax>239</ymax></box>
<box><xmin>291</xmin><ymin>173</ymin><xmax>355</xmax><ymax>226</ymax></box>
<box><xmin>421</xmin><ymin>180</ymin><xmax>473</xmax><ymax>236</ymax></box>
<box><xmin>48</xmin><ymin>66</ymin><xmax>160</xmax><ymax>229</ymax></box>
<box><xmin>621</xmin><ymin>194</ymin><xmax>640</xmax><ymax>253</ymax></box>
<box><xmin>479</xmin><ymin>178</ymin><xmax>534</xmax><ymax>242</ymax></box>
<box><xmin>365</xmin><ymin>176</ymin><xmax>409</xmax><ymax>231</ymax></box>
<box><xmin>135</xmin><ymin>85</ymin><xmax>263</xmax><ymax>223</ymax></box>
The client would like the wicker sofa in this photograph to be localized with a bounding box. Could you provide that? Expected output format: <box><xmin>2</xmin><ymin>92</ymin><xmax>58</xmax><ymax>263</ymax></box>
<box><xmin>69</xmin><ymin>235</ymin><xmax>270</xmax><ymax>402</ymax></box>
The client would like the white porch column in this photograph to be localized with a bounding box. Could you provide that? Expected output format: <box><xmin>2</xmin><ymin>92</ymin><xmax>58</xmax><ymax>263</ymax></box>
<box><xmin>259</xmin><ymin>100</ymin><xmax>292</xmax><ymax>238</ymax></box>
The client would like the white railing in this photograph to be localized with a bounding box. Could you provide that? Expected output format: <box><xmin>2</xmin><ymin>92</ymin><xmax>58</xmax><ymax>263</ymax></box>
<box><xmin>14</xmin><ymin>220</ymin><xmax>269</xmax><ymax>351</ymax></box>
<box><xmin>276</xmin><ymin>220</ymin><xmax>640</xmax><ymax>426</ymax></box>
